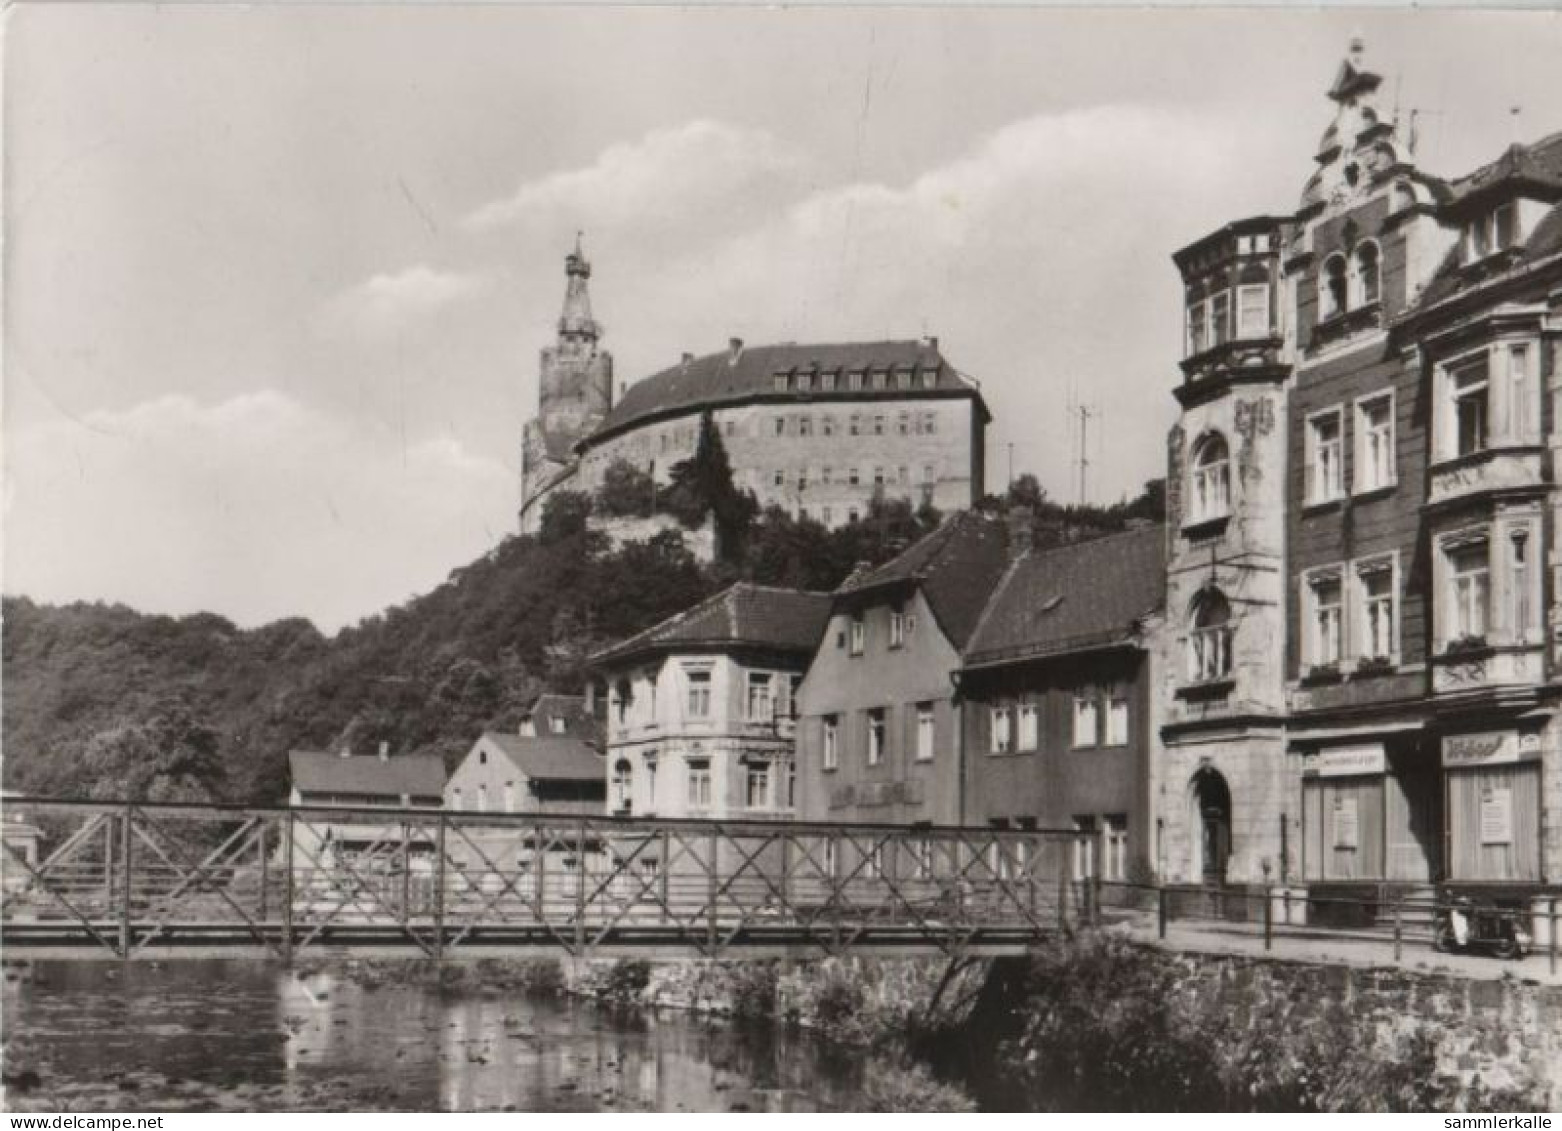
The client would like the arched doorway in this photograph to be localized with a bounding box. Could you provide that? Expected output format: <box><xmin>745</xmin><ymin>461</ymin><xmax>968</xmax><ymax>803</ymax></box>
<box><xmin>1191</xmin><ymin>767</ymin><xmax>1232</xmax><ymax>887</ymax></box>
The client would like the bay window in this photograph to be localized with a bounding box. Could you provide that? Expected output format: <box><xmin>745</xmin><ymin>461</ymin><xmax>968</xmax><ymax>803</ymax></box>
<box><xmin>1444</xmin><ymin>540</ymin><xmax>1491</xmax><ymax>644</ymax></box>
<box><xmin>1186</xmin><ymin>299</ymin><xmax>1208</xmax><ymax>356</ymax></box>
<box><xmin>1451</xmin><ymin>360</ymin><xmax>1489</xmax><ymax>457</ymax></box>
<box><xmin>1236</xmin><ymin>284</ymin><xmax>1270</xmax><ymax>338</ymax></box>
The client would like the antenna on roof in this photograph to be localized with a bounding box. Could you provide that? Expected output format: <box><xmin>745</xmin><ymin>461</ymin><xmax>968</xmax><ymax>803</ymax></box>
<box><xmin>1510</xmin><ymin>105</ymin><xmax>1525</xmax><ymax>147</ymax></box>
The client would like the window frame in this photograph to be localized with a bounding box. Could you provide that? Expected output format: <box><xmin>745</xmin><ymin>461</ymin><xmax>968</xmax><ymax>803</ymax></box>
<box><xmin>1188</xmin><ymin>432</ymin><xmax>1232</xmax><ymax>524</ymax></box>
<box><xmin>1017</xmin><ymin>702</ymin><xmax>1039</xmax><ymax>752</ymax></box>
<box><xmin>1302</xmin><ymin>565</ymin><xmax>1345</xmax><ymax>668</ymax></box>
<box><xmin>1235</xmin><ymin>283</ymin><xmax>1270</xmax><ymax>339</ymax></box>
<box><xmin>990</xmin><ymin>705</ymin><xmax>1012</xmax><ymax>755</ymax></box>
<box><xmin>1072</xmin><ymin>693</ymin><xmax>1100</xmax><ymax>750</ymax></box>
<box><xmin>867</xmin><ymin>708</ymin><xmax>887</xmax><ymax>766</ymax></box>
<box><xmin>684</xmin><ymin>666</ymin><xmax>713</xmax><ymax>720</ymax></box>
<box><xmin>915</xmin><ymin>703</ymin><xmax>936</xmax><ymax>762</ymax></box>
<box><xmin>822</xmin><ymin>715</ymin><xmax>839</xmax><ymax>771</ymax></box>
<box><xmin>1305</xmin><ymin>405</ymin><xmax>1345</xmax><ymax>505</ymax></box>
<box><xmin>1353</xmin><ymin>389</ymin><xmax>1397</xmax><ymax>494</ymax></box>
<box><xmin>1354</xmin><ymin>554</ymin><xmax>1399</xmax><ymax>664</ymax></box>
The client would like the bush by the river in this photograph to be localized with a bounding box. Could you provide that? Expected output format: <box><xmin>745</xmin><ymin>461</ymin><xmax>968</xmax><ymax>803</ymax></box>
<box><xmin>992</xmin><ymin>935</ymin><xmax>1544</xmax><ymax>1112</ymax></box>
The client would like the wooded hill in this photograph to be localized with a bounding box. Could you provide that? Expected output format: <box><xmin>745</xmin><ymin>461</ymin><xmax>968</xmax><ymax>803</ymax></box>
<box><xmin>2</xmin><ymin>466</ymin><xmax>1162</xmax><ymax>805</ymax></box>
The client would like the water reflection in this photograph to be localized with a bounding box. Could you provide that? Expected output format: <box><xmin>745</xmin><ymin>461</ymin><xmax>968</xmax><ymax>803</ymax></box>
<box><xmin>3</xmin><ymin>961</ymin><xmax>864</xmax><ymax>1112</ymax></box>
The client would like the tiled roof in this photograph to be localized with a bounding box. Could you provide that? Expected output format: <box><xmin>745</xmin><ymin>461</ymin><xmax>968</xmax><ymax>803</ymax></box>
<box><xmin>590</xmin><ymin>582</ymin><xmax>833</xmax><ymax>667</ymax></box>
<box><xmin>289</xmin><ymin>751</ymin><xmax>447</xmax><ymax>799</ymax></box>
<box><xmin>523</xmin><ymin>693</ymin><xmax>603</xmax><ymax>745</ymax></box>
<box><xmin>480</xmin><ymin>732</ymin><xmax>604</xmax><ymax>783</ymax></box>
<box><xmin>588</xmin><ymin>340</ymin><xmax>983</xmax><ymax>442</ymax></box>
<box><xmin>1416</xmin><ymin>132</ymin><xmax>1562</xmax><ymax>310</ymax></box>
<box><xmin>963</xmin><ymin>524</ymin><xmax>1166</xmax><ymax>668</ymax></box>
<box><xmin>838</xmin><ymin>510</ymin><xmax>1013</xmax><ymax>649</ymax></box>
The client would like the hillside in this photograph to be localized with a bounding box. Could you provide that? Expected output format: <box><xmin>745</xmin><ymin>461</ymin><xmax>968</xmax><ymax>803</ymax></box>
<box><xmin>1</xmin><ymin>479</ymin><xmax>1161</xmax><ymax>804</ymax></box>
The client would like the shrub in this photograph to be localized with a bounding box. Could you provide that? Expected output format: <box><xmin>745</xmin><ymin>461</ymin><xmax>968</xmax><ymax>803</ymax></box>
<box><xmin>594</xmin><ymin>459</ymin><xmax>657</xmax><ymax>518</ymax></box>
<box><xmin>600</xmin><ymin>959</ymin><xmax>652</xmax><ymax>1006</ymax></box>
<box><xmin>726</xmin><ymin>961</ymin><xmax>779</xmax><ymax>1021</ymax></box>
<box><xmin>858</xmin><ymin>1058</ymin><xmax>977</xmax><ymax>1113</ymax></box>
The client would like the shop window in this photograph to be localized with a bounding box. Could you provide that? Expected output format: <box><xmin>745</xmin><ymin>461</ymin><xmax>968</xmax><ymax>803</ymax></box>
<box><xmin>1447</xmin><ymin>760</ymin><xmax>1540</xmax><ymax>881</ymax></box>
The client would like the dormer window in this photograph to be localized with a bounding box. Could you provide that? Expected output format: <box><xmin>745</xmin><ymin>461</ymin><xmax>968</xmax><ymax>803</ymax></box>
<box><xmin>1464</xmin><ymin>202</ymin><xmax>1517</xmax><ymax>263</ymax></box>
<box><xmin>773</xmin><ymin>373</ymin><xmax>789</xmax><ymax>392</ymax></box>
<box><xmin>797</xmin><ymin>372</ymin><xmax>813</xmax><ymax>393</ymax></box>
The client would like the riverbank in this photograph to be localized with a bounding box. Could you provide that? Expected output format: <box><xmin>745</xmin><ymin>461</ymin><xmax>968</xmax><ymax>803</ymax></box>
<box><xmin>299</xmin><ymin>937</ymin><xmax>1562</xmax><ymax>1112</ymax></box>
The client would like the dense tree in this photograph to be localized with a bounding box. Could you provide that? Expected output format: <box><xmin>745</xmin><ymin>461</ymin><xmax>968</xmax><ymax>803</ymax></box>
<box><xmin>594</xmin><ymin>459</ymin><xmax>657</xmax><ymax>518</ymax></box>
<box><xmin>662</xmin><ymin>411</ymin><xmax>759</xmax><ymax>560</ymax></box>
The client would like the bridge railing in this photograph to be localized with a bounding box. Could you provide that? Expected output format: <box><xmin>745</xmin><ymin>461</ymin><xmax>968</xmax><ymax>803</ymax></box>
<box><xmin>1</xmin><ymin>797</ymin><xmax>1094</xmax><ymax>959</ymax></box>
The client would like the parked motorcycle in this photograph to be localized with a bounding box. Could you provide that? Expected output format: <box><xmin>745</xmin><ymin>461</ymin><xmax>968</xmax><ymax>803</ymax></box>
<box><xmin>1432</xmin><ymin>895</ymin><xmax>1531</xmax><ymax>960</ymax></box>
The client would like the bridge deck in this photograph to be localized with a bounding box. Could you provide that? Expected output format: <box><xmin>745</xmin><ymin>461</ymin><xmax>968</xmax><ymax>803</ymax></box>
<box><xmin>2</xmin><ymin>798</ymin><xmax>1091</xmax><ymax>960</ymax></box>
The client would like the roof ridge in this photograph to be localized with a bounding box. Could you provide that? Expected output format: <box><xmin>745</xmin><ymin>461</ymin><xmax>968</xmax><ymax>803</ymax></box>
<box><xmin>1020</xmin><ymin>522</ymin><xmax>1164</xmax><ymax>564</ymax></box>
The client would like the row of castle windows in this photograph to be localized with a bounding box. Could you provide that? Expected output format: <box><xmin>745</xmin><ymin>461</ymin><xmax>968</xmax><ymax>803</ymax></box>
<box><xmin>767</xmin><ymin>464</ymin><xmax>937</xmax><ymax>491</ymax></box>
<box><xmin>772</xmin><ymin>411</ymin><xmax>939</xmax><ymax>439</ymax></box>
<box><xmin>774</xmin><ymin>368</ymin><xmax>939</xmax><ymax>394</ymax></box>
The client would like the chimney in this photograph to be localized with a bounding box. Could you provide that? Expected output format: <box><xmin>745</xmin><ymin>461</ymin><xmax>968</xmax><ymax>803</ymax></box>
<box><xmin>921</xmin><ymin>334</ymin><xmax>939</xmax><ymax>351</ymax></box>
<box><xmin>1007</xmin><ymin>506</ymin><xmax>1035</xmax><ymax>563</ymax></box>
<box><xmin>681</xmin><ymin>352</ymin><xmax>695</xmax><ymax>366</ymax></box>
<box><xmin>728</xmin><ymin>337</ymin><xmax>744</xmax><ymax>365</ymax></box>
<box><xmin>377</xmin><ymin>741</ymin><xmax>389</xmax><ymax>763</ymax></box>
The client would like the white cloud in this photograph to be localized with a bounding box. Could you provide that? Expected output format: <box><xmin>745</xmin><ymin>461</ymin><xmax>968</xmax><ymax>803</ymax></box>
<box><xmin>323</xmin><ymin>265</ymin><xmax>489</xmax><ymax>338</ymax></box>
<box><xmin>605</xmin><ymin>104</ymin><xmax>1289</xmax><ymax>502</ymax></box>
<box><xmin>3</xmin><ymin>392</ymin><xmax>513</xmax><ymax>631</ymax></box>
<box><xmin>464</xmin><ymin>119</ymin><xmax>806</xmax><ymax>235</ymax></box>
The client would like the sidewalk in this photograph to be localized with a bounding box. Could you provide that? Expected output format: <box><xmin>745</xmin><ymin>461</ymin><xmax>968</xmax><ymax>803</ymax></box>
<box><xmin>1104</xmin><ymin>912</ymin><xmax>1562</xmax><ymax>986</ymax></box>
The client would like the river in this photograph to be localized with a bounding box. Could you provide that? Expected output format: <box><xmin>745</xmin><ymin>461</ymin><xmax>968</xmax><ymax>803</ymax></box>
<box><xmin>1</xmin><ymin>961</ymin><xmax>878</xmax><ymax>1112</ymax></box>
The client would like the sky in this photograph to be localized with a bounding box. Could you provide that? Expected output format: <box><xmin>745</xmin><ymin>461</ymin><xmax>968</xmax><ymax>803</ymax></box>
<box><xmin>6</xmin><ymin>5</ymin><xmax>1562</xmax><ymax>633</ymax></box>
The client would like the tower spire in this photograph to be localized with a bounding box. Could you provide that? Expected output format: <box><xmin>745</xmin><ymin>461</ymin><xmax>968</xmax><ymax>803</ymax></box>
<box><xmin>558</xmin><ymin>235</ymin><xmax>599</xmax><ymax>344</ymax></box>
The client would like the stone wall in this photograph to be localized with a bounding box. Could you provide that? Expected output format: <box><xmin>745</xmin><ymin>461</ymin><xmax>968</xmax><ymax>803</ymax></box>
<box><xmin>587</xmin><ymin>512</ymin><xmax>717</xmax><ymax>561</ymax></box>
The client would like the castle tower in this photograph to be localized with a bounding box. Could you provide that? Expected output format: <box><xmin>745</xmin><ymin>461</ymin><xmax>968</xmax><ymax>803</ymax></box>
<box><xmin>520</xmin><ymin>238</ymin><xmax>614</xmax><ymax>532</ymax></box>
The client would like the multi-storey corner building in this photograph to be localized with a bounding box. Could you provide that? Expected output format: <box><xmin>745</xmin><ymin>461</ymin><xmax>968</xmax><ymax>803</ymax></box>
<box><xmin>1168</xmin><ymin>39</ymin><xmax>1562</xmax><ymax>912</ymax></box>
<box><xmin>517</xmin><ymin>249</ymin><xmax>990</xmax><ymax>534</ymax></box>
<box><xmin>589</xmin><ymin>582</ymin><xmax>831</xmax><ymax>823</ymax></box>
<box><xmin>1161</xmin><ymin>215</ymin><xmax>1294</xmax><ymax>890</ymax></box>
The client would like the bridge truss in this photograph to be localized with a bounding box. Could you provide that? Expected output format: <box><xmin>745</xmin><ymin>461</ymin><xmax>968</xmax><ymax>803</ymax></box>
<box><xmin>1</xmin><ymin>798</ymin><xmax>1093</xmax><ymax>960</ymax></box>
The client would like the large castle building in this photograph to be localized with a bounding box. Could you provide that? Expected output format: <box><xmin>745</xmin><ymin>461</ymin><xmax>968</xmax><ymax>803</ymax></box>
<box><xmin>518</xmin><ymin>246</ymin><xmax>990</xmax><ymax>533</ymax></box>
